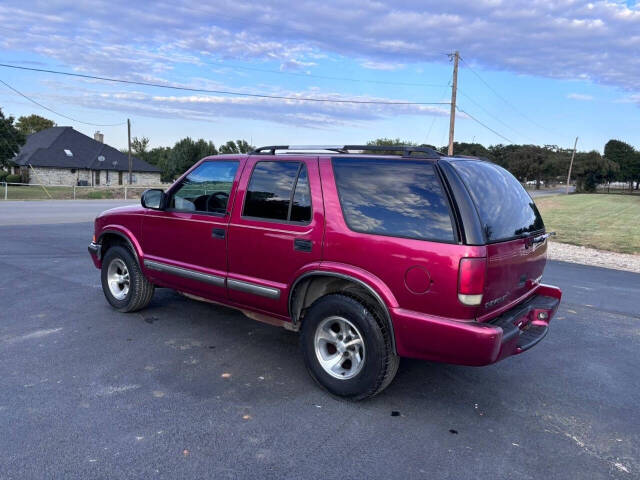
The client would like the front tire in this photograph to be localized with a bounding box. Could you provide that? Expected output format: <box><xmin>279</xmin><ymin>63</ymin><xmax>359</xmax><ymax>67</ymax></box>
<box><xmin>101</xmin><ymin>245</ymin><xmax>154</xmax><ymax>312</ymax></box>
<box><xmin>300</xmin><ymin>294</ymin><xmax>399</xmax><ymax>400</ymax></box>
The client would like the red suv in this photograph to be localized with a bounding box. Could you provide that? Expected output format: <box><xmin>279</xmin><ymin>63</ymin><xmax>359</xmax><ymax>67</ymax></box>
<box><xmin>89</xmin><ymin>145</ymin><xmax>561</xmax><ymax>399</ymax></box>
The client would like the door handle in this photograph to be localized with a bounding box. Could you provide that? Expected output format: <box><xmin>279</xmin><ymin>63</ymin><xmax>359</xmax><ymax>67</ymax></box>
<box><xmin>294</xmin><ymin>238</ymin><xmax>312</xmax><ymax>252</ymax></box>
<box><xmin>211</xmin><ymin>228</ymin><xmax>226</xmax><ymax>239</ymax></box>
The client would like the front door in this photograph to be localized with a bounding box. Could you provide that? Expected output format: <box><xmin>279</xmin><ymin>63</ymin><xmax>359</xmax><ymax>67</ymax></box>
<box><xmin>140</xmin><ymin>159</ymin><xmax>243</xmax><ymax>300</ymax></box>
<box><xmin>226</xmin><ymin>156</ymin><xmax>323</xmax><ymax>317</ymax></box>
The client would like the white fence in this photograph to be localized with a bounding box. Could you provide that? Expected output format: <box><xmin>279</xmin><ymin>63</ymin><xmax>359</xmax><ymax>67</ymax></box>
<box><xmin>1</xmin><ymin>182</ymin><xmax>171</xmax><ymax>201</ymax></box>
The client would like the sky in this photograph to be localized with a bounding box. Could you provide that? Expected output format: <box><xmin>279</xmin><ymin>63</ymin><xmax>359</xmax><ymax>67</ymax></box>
<box><xmin>0</xmin><ymin>0</ymin><xmax>639</xmax><ymax>153</ymax></box>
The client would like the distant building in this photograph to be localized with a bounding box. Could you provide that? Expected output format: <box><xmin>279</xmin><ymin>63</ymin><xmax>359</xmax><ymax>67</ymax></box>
<box><xmin>11</xmin><ymin>127</ymin><xmax>161</xmax><ymax>186</ymax></box>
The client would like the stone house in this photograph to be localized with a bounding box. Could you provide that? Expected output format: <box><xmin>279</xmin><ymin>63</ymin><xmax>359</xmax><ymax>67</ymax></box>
<box><xmin>11</xmin><ymin>127</ymin><xmax>161</xmax><ymax>186</ymax></box>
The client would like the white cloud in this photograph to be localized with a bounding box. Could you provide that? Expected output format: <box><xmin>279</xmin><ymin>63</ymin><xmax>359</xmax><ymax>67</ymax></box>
<box><xmin>360</xmin><ymin>61</ymin><xmax>405</xmax><ymax>71</ymax></box>
<box><xmin>40</xmin><ymin>84</ymin><xmax>449</xmax><ymax>128</ymax></box>
<box><xmin>567</xmin><ymin>93</ymin><xmax>594</xmax><ymax>101</ymax></box>
<box><xmin>2</xmin><ymin>0</ymin><xmax>640</xmax><ymax>126</ymax></box>
<box><xmin>0</xmin><ymin>1</ymin><xmax>639</xmax><ymax>92</ymax></box>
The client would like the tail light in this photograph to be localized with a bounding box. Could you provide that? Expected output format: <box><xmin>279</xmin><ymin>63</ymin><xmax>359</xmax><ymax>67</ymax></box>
<box><xmin>458</xmin><ymin>257</ymin><xmax>486</xmax><ymax>306</ymax></box>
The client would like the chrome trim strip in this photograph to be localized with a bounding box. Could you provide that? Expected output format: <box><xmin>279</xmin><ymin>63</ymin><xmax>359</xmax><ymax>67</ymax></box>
<box><xmin>143</xmin><ymin>260</ymin><xmax>225</xmax><ymax>288</ymax></box>
<box><xmin>227</xmin><ymin>278</ymin><xmax>281</xmax><ymax>300</ymax></box>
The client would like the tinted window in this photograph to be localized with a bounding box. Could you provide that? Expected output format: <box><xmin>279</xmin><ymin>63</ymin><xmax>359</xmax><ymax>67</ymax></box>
<box><xmin>451</xmin><ymin>160</ymin><xmax>544</xmax><ymax>242</ymax></box>
<box><xmin>291</xmin><ymin>165</ymin><xmax>311</xmax><ymax>222</ymax></box>
<box><xmin>243</xmin><ymin>161</ymin><xmax>311</xmax><ymax>223</ymax></box>
<box><xmin>171</xmin><ymin>161</ymin><xmax>238</xmax><ymax>214</ymax></box>
<box><xmin>332</xmin><ymin>158</ymin><xmax>455</xmax><ymax>242</ymax></box>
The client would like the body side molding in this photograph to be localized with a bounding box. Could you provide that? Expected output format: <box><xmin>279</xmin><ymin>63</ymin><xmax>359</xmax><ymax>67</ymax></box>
<box><xmin>227</xmin><ymin>278</ymin><xmax>281</xmax><ymax>300</ymax></box>
<box><xmin>144</xmin><ymin>259</ymin><xmax>225</xmax><ymax>287</ymax></box>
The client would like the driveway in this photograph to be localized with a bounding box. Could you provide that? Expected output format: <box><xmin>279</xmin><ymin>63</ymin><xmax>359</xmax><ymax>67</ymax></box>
<box><xmin>0</xmin><ymin>205</ymin><xmax>637</xmax><ymax>479</ymax></box>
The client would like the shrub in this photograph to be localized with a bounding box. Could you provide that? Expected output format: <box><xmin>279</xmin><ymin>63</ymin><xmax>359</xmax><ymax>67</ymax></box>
<box><xmin>0</xmin><ymin>170</ymin><xmax>8</xmax><ymax>182</ymax></box>
<box><xmin>6</xmin><ymin>174</ymin><xmax>22</xmax><ymax>183</ymax></box>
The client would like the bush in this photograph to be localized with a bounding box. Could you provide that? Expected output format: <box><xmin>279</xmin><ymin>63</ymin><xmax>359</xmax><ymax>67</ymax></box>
<box><xmin>0</xmin><ymin>170</ymin><xmax>8</xmax><ymax>182</ymax></box>
<box><xmin>6</xmin><ymin>174</ymin><xmax>22</xmax><ymax>183</ymax></box>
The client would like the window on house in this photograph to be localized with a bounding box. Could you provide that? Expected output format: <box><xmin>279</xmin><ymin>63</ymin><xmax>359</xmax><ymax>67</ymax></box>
<box><xmin>243</xmin><ymin>161</ymin><xmax>311</xmax><ymax>223</ymax></box>
<box><xmin>64</xmin><ymin>149</ymin><xmax>73</xmax><ymax>157</ymax></box>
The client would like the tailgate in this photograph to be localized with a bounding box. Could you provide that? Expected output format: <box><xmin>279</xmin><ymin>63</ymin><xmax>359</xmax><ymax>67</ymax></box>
<box><xmin>480</xmin><ymin>236</ymin><xmax>547</xmax><ymax>317</ymax></box>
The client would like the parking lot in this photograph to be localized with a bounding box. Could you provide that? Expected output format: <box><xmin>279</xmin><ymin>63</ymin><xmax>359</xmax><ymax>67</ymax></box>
<box><xmin>1</xmin><ymin>201</ymin><xmax>638</xmax><ymax>479</ymax></box>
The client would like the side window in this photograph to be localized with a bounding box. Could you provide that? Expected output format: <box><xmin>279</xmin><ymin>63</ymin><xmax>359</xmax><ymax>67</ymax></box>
<box><xmin>332</xmin><ymin>158</ymin><xmax>455</xmax><ymax>242</ymax></box>
<box><xmin>171</xmin><ymin>161</ymin><xmax>239</xmax><ymax>214</ymax></box>
<box><xmin>290</xmin><ymin>165</ymin><xmax>311</xmax><ymax>222</ymax></box>
<box><xmin>243</xmin><ymin>161</ymin><xmax>312</xmax><ymax>223</ymax></box>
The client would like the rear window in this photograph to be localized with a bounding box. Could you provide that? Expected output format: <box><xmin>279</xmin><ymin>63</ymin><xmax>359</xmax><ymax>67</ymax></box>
<box><xmin>450</xmin><ymin>160</ymin><xmax>544</xmax><ymax>242</ymax></box>
<box><xmin>332</xmin><ymin>158</ymin><xmax>455</xmax><ymax>242</ymax></box>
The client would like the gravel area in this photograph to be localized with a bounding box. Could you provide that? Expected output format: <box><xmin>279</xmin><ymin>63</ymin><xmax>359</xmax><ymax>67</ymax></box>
<box><xmin>548</xmin><ymin>241</ymin><xmax>640</xmax><ymax>273</ymax></box>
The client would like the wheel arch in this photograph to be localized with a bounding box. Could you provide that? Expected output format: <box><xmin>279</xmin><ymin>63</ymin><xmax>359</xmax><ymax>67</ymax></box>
<box><xmin>98</xmin><ymin>228</ymin><xmax>142</xmax><ymax>266</ymax></box>
<box><xmin>289</xmin><ymin>271</ymin><xmax>397</xmax><ymax>353</ymax></box>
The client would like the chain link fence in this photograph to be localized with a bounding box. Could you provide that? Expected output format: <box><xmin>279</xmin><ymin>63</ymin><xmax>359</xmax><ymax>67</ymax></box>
<box><xmin>1</xmin><ymin>182</ymin><xmax>171</xmax><ymax>201</ymax></box>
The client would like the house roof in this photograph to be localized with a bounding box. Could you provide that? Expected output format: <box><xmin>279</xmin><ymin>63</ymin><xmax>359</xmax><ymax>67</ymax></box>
<box><xmin>12</xmin><ymin>127</ymin><xmax>160</xmax><ymax>173</ymax></box>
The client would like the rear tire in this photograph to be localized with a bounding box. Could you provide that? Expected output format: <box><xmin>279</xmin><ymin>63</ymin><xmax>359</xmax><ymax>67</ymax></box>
<box><xmin>101</xmin><ymin>245</ymin><xmax>154</xmax><ymax>312</ymax></box>
<box><xmin>300</xmin><ymin>294</ymin><xmax>399</xmax><ymax>400</ymax></box>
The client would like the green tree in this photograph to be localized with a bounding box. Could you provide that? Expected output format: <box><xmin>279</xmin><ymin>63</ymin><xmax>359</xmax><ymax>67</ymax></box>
<box><xmin>572</xmin><ymin>151</ymin><xmax>618</xmax><ymax>192</ymax></box>
<box><xmin>131</xmin><ymin>136</ymin><xmax>150</xmax><ymax>156</ymax></box>
<box><xmin>446</xmin><ymin>142</ymin><xmax>492</xmax><ymax>159</ymax></box>
<box><xmin>16</xmin><ymin>114</ymin><xmax>55</xmax><ymax>135</ymax></box>
<box><xmin>604</xmin><ymin>139</ymin><xmax>638</xmax><ymax>190</ymax></box>
<box><xmin>159</xmin><ymin>138</ymin><xmax>217</xmax><ymax>182</ymax></box>
<box><xmin>219</xmin><ymin>139</ymin><xmax>253</xmax><ymax>154</ymax></box>
<box><xmin>0</xmin><ymin>108</ymin><xmax>26</xmax><ymax>168</ymax></box>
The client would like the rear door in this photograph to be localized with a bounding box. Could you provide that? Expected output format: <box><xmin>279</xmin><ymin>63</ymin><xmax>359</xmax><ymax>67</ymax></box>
<box><xmin>226</xmin><ymin>156</ymin><xmax>323</xmax><ymax>317</ymax></box>
<box><xmin>448</xmin><ymin>159</ymin><xmax>547</xmax><ymax>318</ymax></box>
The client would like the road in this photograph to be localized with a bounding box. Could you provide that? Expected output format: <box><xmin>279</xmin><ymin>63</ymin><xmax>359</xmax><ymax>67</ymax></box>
<box><xmin>0</xmin><ymin>200</ymin><xmax>135</xmax><ymax>226</ymax></box>
<box><xmin>0</xmin><ymin>204</ymin><xmax>638</xmax><ymax>479</ymax></box>
<box><xmin>528</xmin><ymin>186</ymin><xmax>575</xmax><ymax>198</ymax></box>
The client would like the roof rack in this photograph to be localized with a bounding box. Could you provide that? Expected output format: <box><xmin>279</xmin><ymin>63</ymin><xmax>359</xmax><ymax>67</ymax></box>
<box><xmin>250</xmin><ymin>145</ymin><xmax>444</xmax><ymax>159</ymax></box>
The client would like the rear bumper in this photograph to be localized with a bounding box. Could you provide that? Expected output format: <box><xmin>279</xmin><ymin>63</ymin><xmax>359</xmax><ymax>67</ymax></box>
<box><xmin>392</xmin><ymin>284</ymin><xmax>562</xmax><ymax>366</ymax></box>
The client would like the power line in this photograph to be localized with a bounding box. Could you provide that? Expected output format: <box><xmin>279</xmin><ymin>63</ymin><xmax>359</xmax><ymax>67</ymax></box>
<box><xmin>0</xmin><ymin>63</ymin><xmax>451</xmax><ymax>106</ymax></box>
<box><xmin>0</xmin><ymin>78</ymin><xmax>126</xmax><ymax>127</ymax></box>
<box><xmin>456</xmin><ymin>105</ymin><xmax>514</xmax><ymax>143</ymax></box>
<box><xmin>425</xmin><ymin>76</ymin><xmax>452</xmax><ymax>144</ymax></box>
<box><xmin>458</xmin><ymin>56</ymin><xmax>558</xmax><ymax>137</ymax></box>
<box><xmin>457</xmin><ymin>88</ymin><xmax>535</xmax><ymax>143</ymax></box>
<box><xmin>212</xmin><ymin>62</ymin><xmax>448</xmax><ymax>88</ymax></box>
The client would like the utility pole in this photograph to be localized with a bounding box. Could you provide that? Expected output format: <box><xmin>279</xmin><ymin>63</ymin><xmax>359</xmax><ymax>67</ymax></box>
<box><xmin>127</xmin><ymin>118</ymin><xmax>132</xmax><ymax>184</ymax></box>
<box><xmin>448</xmin><ymin>51</ymin><xmax>459</xmax><ymax>156</ymax></box>
<box><xmin>565</xmin><ymin>136</ymin><xmax>578</xmax><ymax>194</ymax></box>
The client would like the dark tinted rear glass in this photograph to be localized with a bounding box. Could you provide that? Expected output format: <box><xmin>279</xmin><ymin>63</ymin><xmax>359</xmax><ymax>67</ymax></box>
<box><xmin>290</xmin><ymin>165</ymin><xmax>311</xmax><ymax>222</ymax></box>
<box><xmin>450</xmin><ymin>160</ymin><xmax>544</xmax><ymax>242</ymax></box>
<box><xmin>332</xmin><ymin>158</ymin><xmax>455</xmax><ymax>242</ymax></box>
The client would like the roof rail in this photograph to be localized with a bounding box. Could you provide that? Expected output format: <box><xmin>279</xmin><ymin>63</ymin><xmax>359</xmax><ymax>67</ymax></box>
<box><xmin>250</xmin><ymin>145</ymin><xmax>443</xmax><ymax>158</ymax></box>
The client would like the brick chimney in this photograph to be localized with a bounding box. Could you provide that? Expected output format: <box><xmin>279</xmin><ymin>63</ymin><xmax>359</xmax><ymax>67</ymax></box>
<box><xmin>94</xmin><ymin>131</ymin><xmax>104</xmax><ymax>143</ymax></box>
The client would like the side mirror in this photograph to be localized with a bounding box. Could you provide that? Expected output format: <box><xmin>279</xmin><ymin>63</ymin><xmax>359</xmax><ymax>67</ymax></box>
<box><xmin>141</xmin><ymin>189</ymin><xmax>166</xmax><ymax>210</ymax></box>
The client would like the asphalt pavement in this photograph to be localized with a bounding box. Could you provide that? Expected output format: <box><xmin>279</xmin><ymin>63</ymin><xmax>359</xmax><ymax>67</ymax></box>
<box><xmin>0</xmin><ymin>205</ymin><xmax>638</xmax><ymax>479</ymax></box>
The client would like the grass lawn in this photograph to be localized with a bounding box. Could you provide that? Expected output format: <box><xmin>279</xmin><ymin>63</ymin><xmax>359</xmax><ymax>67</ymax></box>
<box><xmin>534</xmin><ymin>194</ymin><xmax>640</xmax><ymax>255</ymax></box>
<box><xmin>4</xmin><ymin>185</ymin><xmax>74</xmax><ymax>200</ymax></box>
<box><xmin>3</xmin><ymin>185</ymin><xmax>147</xmax><ymax>200</ymax></box>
